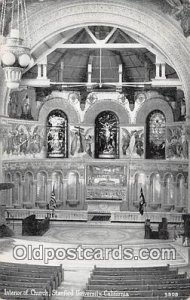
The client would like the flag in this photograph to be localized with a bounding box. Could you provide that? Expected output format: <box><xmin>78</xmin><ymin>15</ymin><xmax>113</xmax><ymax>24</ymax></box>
<box><xmin>49</xmin><ymin>187</ymin><xmax>56</xmax><ymax>209</ymax></box>
<box><xmin>139</xmin><ymin>188</ymin><xmax>146</xmax><ymax>215</ymax></box>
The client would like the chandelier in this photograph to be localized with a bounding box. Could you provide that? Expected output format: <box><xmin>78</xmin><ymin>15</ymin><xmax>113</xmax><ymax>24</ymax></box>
<box><xmin>0</xmin><ymin>0</ymin><xmax>31</xmax><ymax>89</ymax></box>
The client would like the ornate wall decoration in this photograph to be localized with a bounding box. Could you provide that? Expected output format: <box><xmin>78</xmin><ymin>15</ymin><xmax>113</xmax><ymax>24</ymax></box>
<box><xmin>87</xmin><ymin>165</ymin><xmax>126</xmax><ymax>186</ymax></box>
<box><xmin>121</xmin><ymin>127</ymin><xmax>144</xmax><ymax>159</ymax></box>
<box><xmin>166</xmin><ymin>124</ymin><xmax>189</xmax><ymax>159</ymax></box>
<box><xmin>163</xmin><ymin>0</ymin><xmax>190</xmax><ymax>37</ymax></box>
<box><xmin>2</xmin><ymin>124</ymin><xmax>45</xmax><ymax>159</ymax></box>
<box><xmin>86</xmin><ymin>187</ymin><xmax>126</xmax><ymax>201</ymax></box>
<box><xmin>70</xmin><ymin>126</ymin><xmax>94</xmax><ymax>158</ymax></box>
<box><xmin>95</xmin><ymin>111</ymin><xmax>119</xmax><ymax>158</ymax></box>
<box><xmin>47</xmin><ymin>110</ymin><xmax>68</xmax><ymax>158</ymax></box>
<box><xmin>8</xmin><ymin>88</ymin><xmax>36</xmax><ymax>120</ymax></box>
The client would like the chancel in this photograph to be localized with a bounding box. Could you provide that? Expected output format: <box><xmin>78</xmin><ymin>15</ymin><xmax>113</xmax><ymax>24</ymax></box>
<box><xmin>0</xmin><ymin>0</ymin><xmax>190</xmax><ymax>299</ymax></box>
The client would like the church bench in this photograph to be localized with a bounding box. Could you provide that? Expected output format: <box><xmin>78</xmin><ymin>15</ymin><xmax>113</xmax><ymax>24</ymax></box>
<box><xmin>88</xmin><ymin>274</ymin><xmax>187</xmax><ymax>285</ymax></box>
<box><xmin>93</xmin><ymin>266</ymin><xmax>170</xmax><ymax>272</ymax></box>
<box><xmin>0</xmin><ymin>268</ymin><xmax>59</xmax><ymax>285</ymax></box>
<box><xmin>0</xmin><ymin>275</ymin><xmax>56</xmax><ymax>290</ymax></box>
<box><xmin>92</xmin><ymin>270</ymin><xmax>177</xmax><ymax>276</ymax></box>
<box><xmin>90</xmin><ymin>271</ymin><xmax>179</xmax><ymax>280</ymax></box>
<box><xmin>0</xmin><ymin>263</ymin><xmax>63</xmax><ymax>278</ymax></box>
<box><xmin>86</xmin><ymin>282</ymin><xmax>190</xmax><ymax>291</ymax></box>
<box><xmin>0</xmin><ymin>264</ymin><xmax>63</xmax><ymax>284</ymax></box>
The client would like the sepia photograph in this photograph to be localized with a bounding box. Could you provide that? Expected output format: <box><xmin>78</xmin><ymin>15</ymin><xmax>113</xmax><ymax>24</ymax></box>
<box><xmin>0</xmin><ymin>0</ymin><xmax>190</xmax><ymax>299</ymax></box>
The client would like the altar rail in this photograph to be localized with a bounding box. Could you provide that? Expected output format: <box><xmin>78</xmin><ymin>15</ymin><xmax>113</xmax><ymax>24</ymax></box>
<box><xmin>5</xmin><ymin>209</ymin><xmax>88</xmax><ymax>221</ymax></box>
<box><xmin>111</xmin><ymin>212</ymin><xmax>183</xmax><ymax>223</ymax></box>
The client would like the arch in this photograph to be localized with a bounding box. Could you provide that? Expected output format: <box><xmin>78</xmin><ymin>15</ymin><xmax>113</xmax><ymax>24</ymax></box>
<box><xmin>136</xmin><ymin>98</ymin><xmax>174</xmax><ymax>124</ymax></box>
<box><xmin>52</xmin><ymin>171</ymin><xmax>63</xmax><ymax>203</ymax></box>
<box><xmin>176</xmin><ymin>173</ymin><xmax>186</xmax><ymax>207</ymax></box>
<box><xmin>24</xmin><ymin>0</ymin><xmax>190</xmax><ymax>113</ymax></box>
<box><xmin>83</xmin><ymin>100</ymin><xmax>130</xmax><ymax>125</ymax></box>
<box><xmin>133</xmin><ymin>173</ymin><xmax>146</xmax><ymax>204</ymax></box>
<box><xmin>38</xmin><ymin>98</ymin><xmax>80</xmax><ymax>124</ymax></box>
<box><xmin>13</xmin><ymin>172</ymin><xmax>22</xmax><ymax>206</ymax></box>
<box><xmin>95</xmin><ymin>110</ymin><xmax>119</xmax><ymax>158</ymax></box>
<box><xmin>36</xmin><ymin>171</ymin><xmax>47</xmax><ymax>203</ymax></box>
<box><xmin>23</xmin><ymin>172</ymin><xmax>34</xmax><ymax>206</ymax></box>
<box><xmin>5</xmin><ymin>173</ymin><xmax>12</xmax><ymax>207</ymax></box>
<box><xmin>66</xmin><ymin>171</ymin><xmax>80</xmax><ymax>204</ymax></box>
<box><xmin>164</xmin><ymin>173</ymin><xmax>174</xmax><ymax>204</ymax></box>
<box><xmin>46</xmin><ymin>109</ymin><xmax>68</xmax><ymax>158</ymax></box>
<box><xmin>150</xmin><ymin>173</ymin><xmax>161</xmax><ymax>203</ymax></box>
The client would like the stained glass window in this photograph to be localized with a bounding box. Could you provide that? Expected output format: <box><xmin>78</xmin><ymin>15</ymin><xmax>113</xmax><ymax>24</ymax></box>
<box><xmin>95</xmin><ymin>111</ymin><xmax>119</xmax><ymax>159</ymax></box>
<box><xmin>146</xmin><ymin>110</ymin><xmax>166</xmax><ymax>159</ymax></box>
<box><xmin>47</xmin><ymin>110</ymin><xmax>68</xmax><ymax>158</ymax></box>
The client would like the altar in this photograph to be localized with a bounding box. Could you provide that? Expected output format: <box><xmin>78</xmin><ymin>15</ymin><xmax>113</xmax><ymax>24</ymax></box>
<box><xmin>86</xmin><ymin>164</ymin><xmax>127</xmax><ymax>212</ymax></box>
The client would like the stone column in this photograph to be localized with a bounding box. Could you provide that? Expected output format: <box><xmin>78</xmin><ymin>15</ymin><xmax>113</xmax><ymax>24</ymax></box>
<box><xmin>185</xmin><ymin>123</ymin><xmax>190</xmax><ymax>213</ymax></box>
<box><xmin>0</xmin><ymin>124</ymin><xmax>9</xmax><ymax>224</ymax></box>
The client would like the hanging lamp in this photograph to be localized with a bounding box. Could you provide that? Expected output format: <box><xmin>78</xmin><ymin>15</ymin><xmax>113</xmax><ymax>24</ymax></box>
<box><xmin>0</xmin><ymin>0</ymin><xmax>31</xmax><ymax>89</ymax></box>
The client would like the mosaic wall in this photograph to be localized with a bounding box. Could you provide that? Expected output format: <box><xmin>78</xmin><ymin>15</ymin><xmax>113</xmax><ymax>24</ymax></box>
<box><xmin>166</xmin><ymin>125</ymin><xmax>189</xmax><ymax>160</ymax></box>
<box><xmin>2</xmin><ymin>124</ymin><xmax>46</xmax><ymax>159</ymax></box>
<box><xmin>120</xmin><ymin>127</ymin><xmax>144</xmax><ymax>159</ymax></box>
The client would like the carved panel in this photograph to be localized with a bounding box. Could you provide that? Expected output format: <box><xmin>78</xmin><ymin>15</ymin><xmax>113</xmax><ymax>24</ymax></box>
<box><xmin>86</xmin><ymin>165</ymin><xmax>126</xmax><ymax>186</ymax></box>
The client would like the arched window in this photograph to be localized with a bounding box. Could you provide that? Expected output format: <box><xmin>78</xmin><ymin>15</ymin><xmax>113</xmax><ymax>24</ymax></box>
<box><xmin>47</xmin><ymin>110</ymin><xmax>68</xmax><ymax>158</ymax></box>
<box><xmin>134</xmin><ymin>173</ymin><xmax>146</xmax><ymax>204</ymax></box>
<box><xmin>164</xmin><ymin>174</ymin><xmax>174</xmax><ymax>204</ymax></box>
<box><xmin>13</xmin><ymin>172</ymin><xmax>21</xmax><ymax>206</ymax></box>
<box><xmin>95</xmin><ymin>111</ymin><xmax>119</xmax><ymax>158</ymax></box>
<box><xmin>36</xmin><ymin>172</ymin><xmax>47</xmax><ymax>203</ymax></box>
<box><xmin>146</xmin><ymin>110</ymin><xmax>166</xmax><ymax>159</ymax></box>
<box><xmin>150</xmin><ymin>173</ymin><xmax>161</xmax><ymax>203</ymax></box>
<box><xmin>52</xmin><ymin>172</ymin><xmax>63</xmax><ymax>203</ymax></box>
<box><xmin>67</xmin><ymin>172</ymin><xmax>79</xmax><ymax>203</ymax></box>
<box><xmin>176</xmin><ymin>174</ymin><xmax>186</xmax><ymax>206</ymax></box>
<box><xmin>6</xmin><ymin>173</ymin><xmax>12</xmax><ymax>207</ymax></box>
<box><xmin>24</xmin><ymin>173</ymin><xmax>33</xmax><ymax>205</ymax></box>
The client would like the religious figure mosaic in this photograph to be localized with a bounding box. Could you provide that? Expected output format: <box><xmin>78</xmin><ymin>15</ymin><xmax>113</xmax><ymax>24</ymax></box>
<box><xmin>95</xmin><ymin>111</ymin><xmax>119</xmax><ymax>159</ymax></box>
<box><xmin>166</xmin><ymin>125</ymin><xmax>188</xmax><ymax>159</ymax></box>
<box><xmin>70</xmin><ymin>126</ymin><xmax>94</xmax><ymax>158</ymax></box>
<box><xmin>47</xmin><ymin>110</ymin><xmax>68</xmax><ymax>158</ymax></box>
<box><xmin>121</xmin><ymin>127</ymin><xmax>144</xmax><ymax>158</ymax></box>
<box><xmin>3</xmin><ymin>124</ymin><xmax>45</xmax><ymax>158</ymax></box>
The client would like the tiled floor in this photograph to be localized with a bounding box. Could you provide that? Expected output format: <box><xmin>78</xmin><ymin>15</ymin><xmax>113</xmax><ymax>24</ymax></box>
<box><xmin>0</xmin><ymin>223</ymin><xmax>189</xmax><ymax>300</ymax></box>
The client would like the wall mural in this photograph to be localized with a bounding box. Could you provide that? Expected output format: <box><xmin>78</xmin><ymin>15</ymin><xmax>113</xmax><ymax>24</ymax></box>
<box><xmin>8</xmin><ymin>88</ymin><xmax>37</xmax><ymax>120</ymax></box>
<box><xmin>3</xmin><ymin>124</ymin><xmax>46</xmax><ymax>159</ymax></box>
<box><xmin>121</xmin><ymin>127</ymin><xmax>144</xmax><ymax>158</ymax></box>
<box><xmin>166</xmin><ymin>125</ymin><xmax>188</xmax><ymax>159</ymax></box>
<box><xmin>70</xmin><ymin>126</ymin><xmax>94</xmax><ymax>158</ymax></box>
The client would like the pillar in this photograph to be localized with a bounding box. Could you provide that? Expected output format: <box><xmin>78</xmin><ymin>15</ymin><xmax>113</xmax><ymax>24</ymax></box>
<box><xmin>185</xmin><ymin>123</ymin><xmax>190</xmax><ymax>213</ymax></box>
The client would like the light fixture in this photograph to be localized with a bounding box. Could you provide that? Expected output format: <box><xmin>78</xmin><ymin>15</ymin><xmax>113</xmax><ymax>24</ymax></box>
<box><xmin>0</xmin><ymin>0</ymin><xmax>32</xmax><ymax>89</ymax></box>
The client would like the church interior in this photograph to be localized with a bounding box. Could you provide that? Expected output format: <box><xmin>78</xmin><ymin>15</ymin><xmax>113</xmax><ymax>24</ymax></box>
<box><xmin>0</xmin><ymin>0</ymin><xmax>190</xmax><ymax>299</ymax></box>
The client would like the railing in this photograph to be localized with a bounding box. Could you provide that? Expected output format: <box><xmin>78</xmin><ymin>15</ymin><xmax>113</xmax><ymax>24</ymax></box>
<box><xmin>111</xmin><ymin>211</ymin><xmax>183</xmax><ymax>223</ymax></box>
<box><xmin>5</xmin><ymin>209</ymin><xmax>88</xmax><ymax>221</ymax></box>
